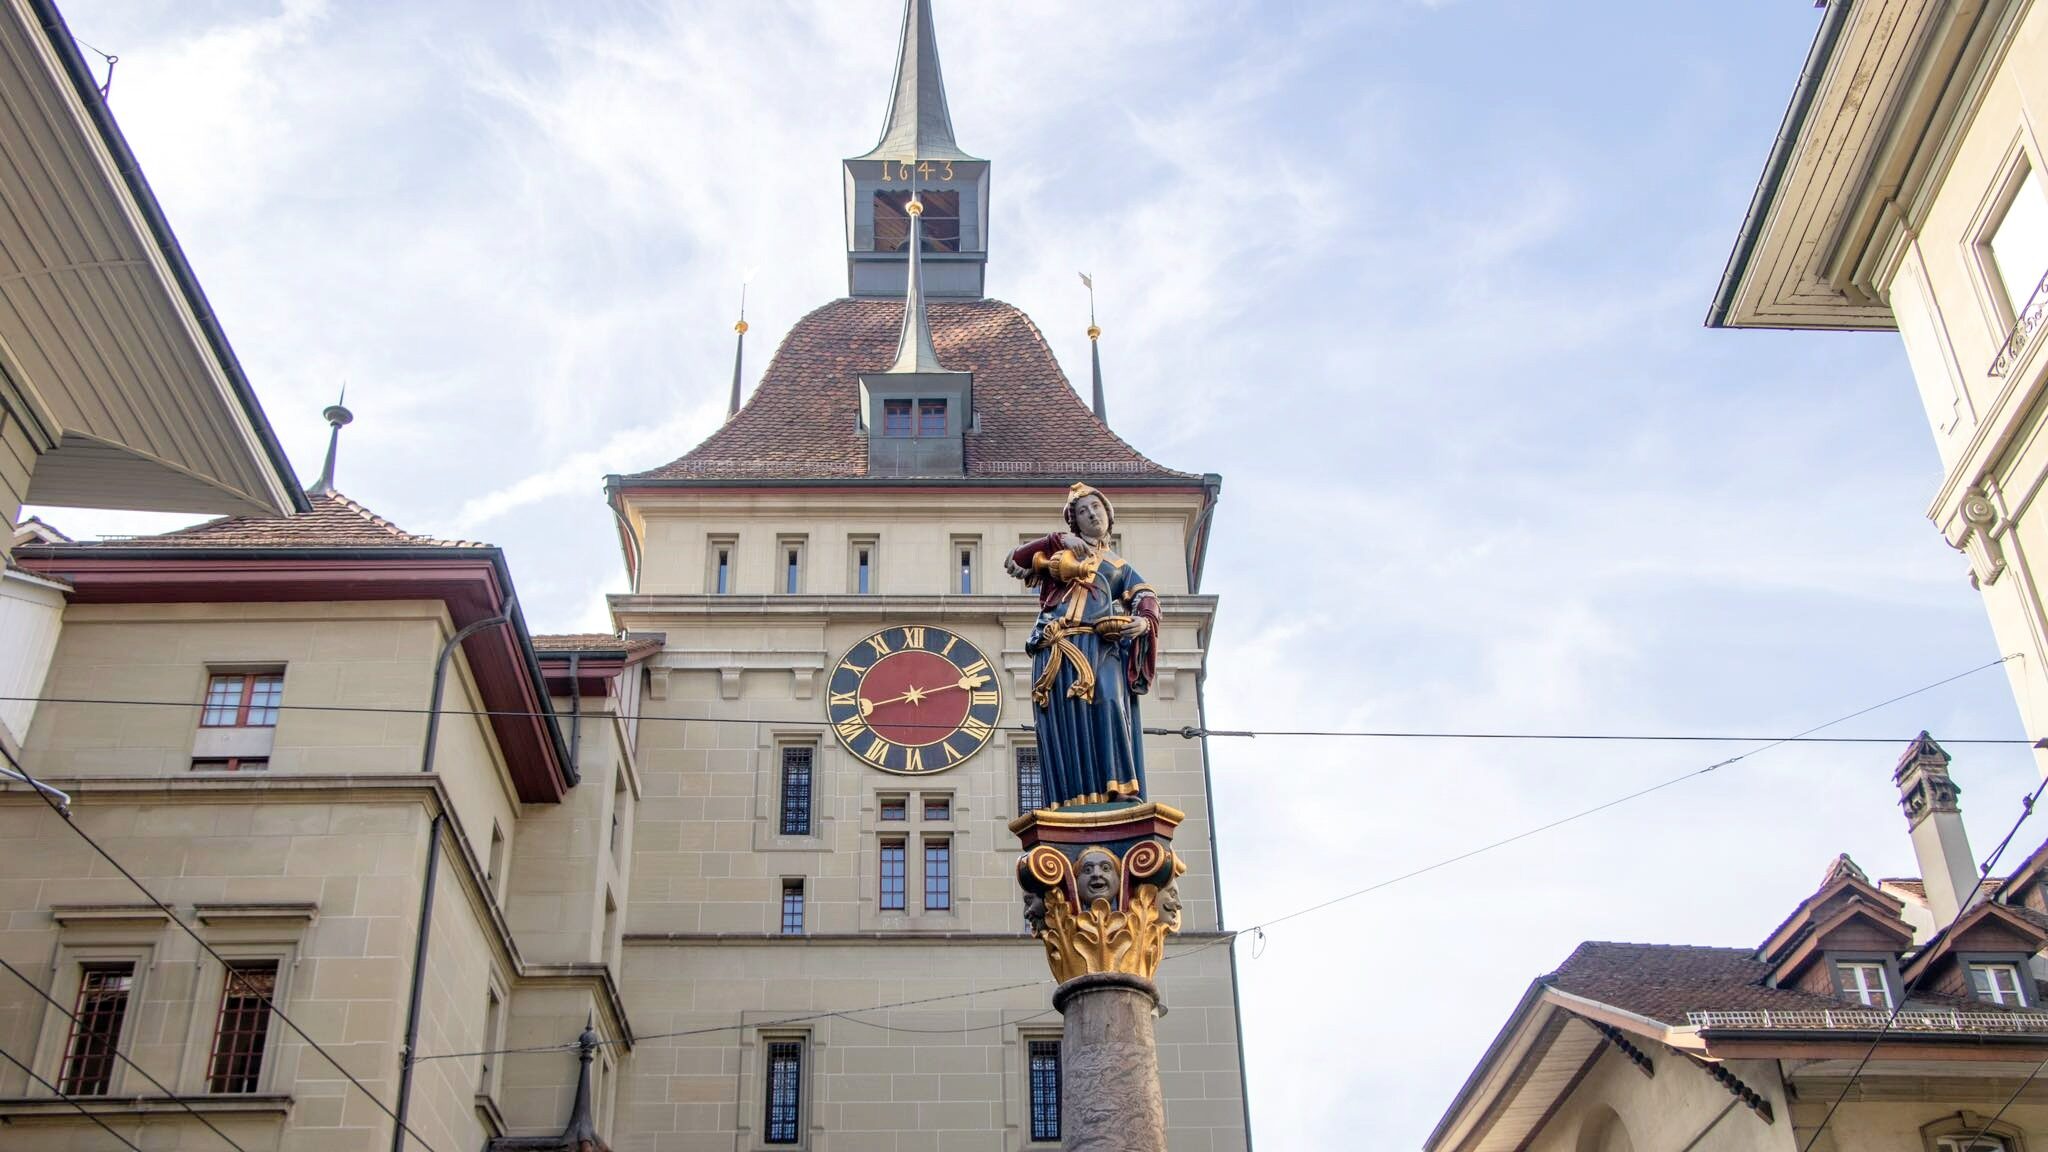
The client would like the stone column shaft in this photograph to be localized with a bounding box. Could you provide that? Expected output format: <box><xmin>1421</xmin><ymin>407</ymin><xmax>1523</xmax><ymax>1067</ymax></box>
<box><xmin>1054</xmin><ymin>973</ymin><xmax>1167</xmax><ymax>1152</ymax></box>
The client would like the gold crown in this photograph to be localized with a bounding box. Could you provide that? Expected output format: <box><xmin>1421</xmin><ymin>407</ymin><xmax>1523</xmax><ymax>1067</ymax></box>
<box><xmin>734</xmin><ymin>319</ymin><xmax>749</xmax><ymax>335</ymax></box>
<box><xmin>906</xmin><ymin>197</ymin><xmax>925</xmax><ymax>217</ymax></box>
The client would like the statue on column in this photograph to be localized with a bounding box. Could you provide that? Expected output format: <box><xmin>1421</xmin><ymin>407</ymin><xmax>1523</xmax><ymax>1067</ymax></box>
<box><xmin>1006</xmin><ymin>482</ymin><xmax>1160</xmax><ymax>810</ymax></box>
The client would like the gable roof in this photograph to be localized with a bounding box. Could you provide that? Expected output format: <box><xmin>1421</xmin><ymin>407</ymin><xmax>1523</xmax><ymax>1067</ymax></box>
<box><xmin>66</xmin><ymin>492</ymin><xmax>484</xmax><ymax>550</ymax></box>
<box><xmin>616</xmin><ymin>298</ymin><xmax>1196</xmax><ymax>484</ymax></box>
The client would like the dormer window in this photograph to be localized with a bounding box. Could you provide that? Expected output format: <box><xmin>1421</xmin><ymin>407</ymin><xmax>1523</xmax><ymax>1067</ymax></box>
<box><xmin>1833</xmin><ymin>961</ymin><xmax>1891</xmax><ymax>1008</ymax></box>
<box><xmin>1968</xmin><ymin>961</ymin><xmax>2028</xmax><ymax>1006</ymax></box>
<box><xmin>873</xmin><ymin>190</ymin><xmax>960</xmax><ymax>253</ymax></box>
<box><xmin>881</xmin><ymin>398</ymin><xmax>948</xmax><ymax>438</ymax></box>
<box><xmin>919</xmin><ymin>399</ymin><xmax>947</xmax><ymax>436</ymax></box>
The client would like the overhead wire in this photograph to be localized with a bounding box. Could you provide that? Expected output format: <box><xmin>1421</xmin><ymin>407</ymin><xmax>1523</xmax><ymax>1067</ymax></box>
<box><xmin>0</xmin><ymin>955</ymin><xmax>250</xmax><ymax>1152</ymax></box>
<box><xmin>0</xmin><ymin>690</ymin><xmax>2033</xmax><ymax>746</ymax></box>
<box><xmin>0</xmin><ymin>1041</ymin><xmax>145</xmax><ymax>1151</ymax></box>
<box><xmin>412</xmin><ymin>657</ymin><xmax>2024</xmax><ymax>1064</ymax></box>
<box><xmin>0</xmin><ymin>740</ymin><xmax>452</xmax><ymax>1152</ymax></box>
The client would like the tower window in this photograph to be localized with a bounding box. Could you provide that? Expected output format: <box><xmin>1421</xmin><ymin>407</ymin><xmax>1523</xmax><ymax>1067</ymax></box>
<box><xmin>880</xmin><ymin>839</ymin><xmax>907</xmax><ymax>911</ymax></box>
<box><xmin>918</xmin><ymin>399</ymin><xmax>947</xmax><ymax>436</ymax></box>
<box><xmin>764</xmin><ymin>1040</ymin><xmax>804</xmax><ymax>1144</ymax></box>
<box><xmin>716</xmin><ymin>550</ymin><xmax>731</xmax><ymax>594</ymax></box>
<box><xmin>781</xmin><ymin>879</ymin><xmax>805</xmax><ymax>935</ymax></box>
<box><xmin>884</xmin><ymin>399</ymin><xmax>913</xmax><ymax>437</ymax></box>
<box><xmin>202</xmin><ymin>671</ymin><xmax>284</xmax><ymax>727</ymax></box>
<box><xmin>779</xmin><ymin>538</ymin><xmax>806</xmax><ymax>594</ymax></box>
<box><xmin>207</xmin><ymin>961</ymin><xmax>279</xmax><ymax>1093</ymax></box>
<box><xmin>953</xmin><ymin>537</ymin><xmax>979</xmax><ymax>595</ymax></box>
<box><xmin>1017</xmin><ymin>744</ymin><xmax>1044</xmax><ymax>813</ymax></box>
<box><xmin>779</xmin><ymin>746</ymin><xmax>814</xmax><ymax>836</ymax></box>
<box><xmin>925</xmin><ymin>838</ymin><xmax>952</xmax><ymax>911</ymax></box>
<box><xmin>707</xmin><ymin>536</ymin><xmax>737</xmax><ymax>594</ymax></box>
<box><xmin>851</xmin><ymin>537</ymin><xmax>877</xmax><ymax>594</ymax></box>
<box><xmin>873</xmin><ymin>190</ymin><xmax>961</xmax><ymax>253</ymax></box>
<box><xmin>1028</xmin><ymin>1038</ymin><xmax>1062</xmax><ymax>1142</ymax></box>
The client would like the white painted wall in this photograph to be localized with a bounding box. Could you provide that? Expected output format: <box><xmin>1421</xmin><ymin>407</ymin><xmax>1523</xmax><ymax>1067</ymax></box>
<box><xmin>0</xmin><ymin>566</ymin><xmax>63</xmax><ymax>748</ymax></box>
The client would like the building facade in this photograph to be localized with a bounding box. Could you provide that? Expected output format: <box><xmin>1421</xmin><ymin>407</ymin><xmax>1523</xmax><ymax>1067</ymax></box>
<box><xmin>1430</xmin><ymin>735</ymin><xmax>2048</xmax><ymax>1152</ymax></box>
<box><xmin>0</xmin><ymin>1</ymin><xmax>1250</xmax><ymax>1150</ymax></box>
<box><xmin>1711</xmin><ymin>0</ymin><xmax>2048</xmax><ymax>756</ymax></box>
<box><xmin>601</xmin><ymin>2</ymin><xmax>1249</xmax><ymax>1147</ymax></box>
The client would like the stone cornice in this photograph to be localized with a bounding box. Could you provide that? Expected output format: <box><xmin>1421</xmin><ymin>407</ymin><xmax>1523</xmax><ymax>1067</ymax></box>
<box><xmin>610</xmin><ymin>592</ymin><xmax>1218</xmax><ymax>621</ymax></box>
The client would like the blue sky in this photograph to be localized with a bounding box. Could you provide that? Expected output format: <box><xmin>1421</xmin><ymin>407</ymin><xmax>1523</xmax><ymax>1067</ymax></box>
<box><xmin>33</xmin><ymin>0</ymin><xmax>2048</xmax><ymax>1146</ymax></box>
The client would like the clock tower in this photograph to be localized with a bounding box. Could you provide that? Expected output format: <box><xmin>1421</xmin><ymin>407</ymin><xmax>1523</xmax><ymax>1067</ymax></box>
<box><xmin>601</xmin><ymin>3</ymin><xmax>1247</xmax><ymax>1148</ymax></box>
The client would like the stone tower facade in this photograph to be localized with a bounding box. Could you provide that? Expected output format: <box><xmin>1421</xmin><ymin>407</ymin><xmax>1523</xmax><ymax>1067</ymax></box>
<box><xmin>601</xmin><ymin>2</ymin><xmax>1250</xmax><ymax>1147</ymax></box>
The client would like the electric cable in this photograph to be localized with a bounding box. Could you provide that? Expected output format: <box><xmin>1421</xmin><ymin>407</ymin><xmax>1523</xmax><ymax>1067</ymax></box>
<box><xmin>1952</xmin><ymin>1046</ymin><xmax>2048</xmax><ymax>1151</ymax></box>
<box><xmin>0</xmin><ymin>955</ymin><xmax>250</xmax><ymax>1152</ymax></box>
<box><xmin>0</xmin><ymin>689</ymin><xmax>2033</xmax><ymax>745</ymax></box>
<box><xmin>0</xmin><ymin>741</ymin><xmax>451</xmax><ymax>1152</ymax></box>
<box><xmin>0</xmin><ymin>1041</ymin><xmax>146</xmax><ymax>1151</ymax></box>
<box><xmin>1797</xmin><ymin>769</ymin><xmax>2048</xmax><ymax>1152</ymax></box>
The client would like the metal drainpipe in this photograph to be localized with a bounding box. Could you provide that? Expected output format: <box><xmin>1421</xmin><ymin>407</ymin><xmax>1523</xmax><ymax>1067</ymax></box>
<box><xmin>568</xmin><ymin>653</ymin><xmax>582</xmax><ymax>776</ymax></box>
<box><xmin>391</xmin><ymin>593</ymin><xmax>521</xmax><ymax>1152</ymax></box>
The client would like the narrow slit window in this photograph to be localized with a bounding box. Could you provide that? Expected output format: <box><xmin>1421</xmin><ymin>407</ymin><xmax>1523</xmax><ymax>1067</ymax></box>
<box><xmin>59</xmin><ymin>963</ymin><xmax>133</xmax><ymax>1096</ymax></box>
<box><xmin>781</xmin><ymin>880</ymin><xmax>805</xmax><ymax>935</ymax></box>
<box><xmin>918</xmin><ymin>398</ymin><xmax>947</xmax><ymax>437</ymax></box>
<box><xmin>958</xmin><ymin>548</ymin><xmax>974</xmax><ymax>594</ymax></box>
<box><xmin>925</xmin><ymin>839</ymin><xmax>951</xmax><ymax>911</ymax></box>
<box><xmin>764</xmin><ymin>1040</ymin><xmax>803</xmax><ymax>1144</ymax></box>
<box><xmin>880</xmin><ymin>840</ymin><xmax>907</xmax><ymax>911</ymax></box>
<box><xmin>1017</xmin><ymin>745</ymin><xmax>1044</xmax><ymax>813</ymax></box>
<box><xmin>780</xmin><ymin>746</ymin><xmax>814</xmax><ymax>836</ymax></box>
<box><xmin>1029</xmin><ymin>1038</ymin><xmax>1062</xmax><ymax>1141</ymax></box>
<box><xmin>857</xmin><ymin>547</ymin><xmax>873</xmax><ymax>594</ymax></box>
<box><xmin>785</xmin><ymin>547</ymin><xmax>800</xmax><ymax>594</ymax></box>
<box><xmin>481</xmin><ymin>988</ymin><xmax>503</xmax><ymax>1095</ymax></box>
<box><xmin>716</xmin><ymin>549</ymin><xmax>731</xmax><ymax>594</ymax></box>
<box><xmin>207</xmin><ymin>961</ymin><xmax>278</xmax><ymax>1094</ymax></box>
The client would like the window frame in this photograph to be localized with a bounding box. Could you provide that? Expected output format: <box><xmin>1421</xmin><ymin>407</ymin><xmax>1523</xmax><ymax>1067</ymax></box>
<box><xmin>57</xmin><ymin>961</ymin><xmax>137</xmax><ymax>1097</ymax></box>
<box><xmin>200</xmin><ymin>670</ymin><xmax>285</xmax><ymax>729</ymax></box>
<box><xmin>951</xmin><ymin>536</ymin><xmax>980</xmax><ymax>595</ymax></box>
<box><xmin>205</xmin><ymin>959</ymin><xmax>281</xmax><ymax>1094</ymax></box>
<box><xmin>849</xmin><ymin>536</ymin><xmax>878</xmax><ymax>595</ymax></box>
<box><xmin>918</xmin><ymin>397</ymin><xmax>948</xmax><ymax>437</ymax></box>
<box><xmin>777</xmin><ymin>535</ymin><xmax>807</xmax><ymax>595</ymax></box>
<box><xmin>760</xmin><ymin>1035</ymin><xmax>806</xmax><ymax>1146</ymax></box>
<box><xmin>780</xmin><ymin>878</ymin><xmax>806</xmax><ymax>936</ymax></box>
<box><xmin>1828</xmin><ymin>955</ymin><xmax>1898</xmax><ymax>1009</ymax></box>
<box><xmin>882</xmin><ymin>398</ymin><xmax>914</xmax><ymax>438</ymax></box>
<box><xmin>707</xmin><ymin>535</ymin><xmax>737</xmax><ymax>595</ymax></box>
<box><xmin>871</xmin><ymin>188</ymin><xmax>962</xmax><ymax>253</ymax></box>
<box><xmin>1979</xmin><ymin>160</ymin><xmax>2048</xmax><ymax>327</ymax></box>
<box><xmin>778</xmin><ymin>744</ymin><xmax>816</xmax><ymax>837</ymax></box>
<box><xmin>190</xmin><ymin>757</ymin><xmax>270</xmax><ymax>772</ymax></box>
<box><xmin>921</xmin><ymin>794</ymin><xmax>951</xmax><ymax>822</ymax></box>
<box><xmin>1923</xmin><ymin>1112</ymin><xmax>2026</xmax><ymax>1152</ymax></box>
<box><xmin>1026</xmin><ymin>1035</ymin><xmax>1063</xmax><ymax>1144</ymax></box>
<box><xmin>923</xmin><ymin>836</ymin><xmax>952</xmax><ymax>912</ymax></box>
<box><xmin>1016</xmin><ymin>742</ymin><xmax>1044</xmax><ymax>815</ymax></box>
<box><xmin>1966</xmin><ymin>958</ymin><xmax>2031</xmax><ymax>1007</ymax></box>
<box><xmin>479</xmin><ymin>980</ymin><xmax>507</xmax><ymax>1101</ymax></box>
<box><xmin>878</xmin><ymin>795</ymin><xmax>908</xmax><ymax>823</ymax></box>
<box><xmin>879</xmin><ymin>838</ymin><xmax>908</xmax><ymax>912</ymax></box>
<box><xmin>176</xmin><ymin>941</ymin><xmax>297</xmax><ymax>1097</ymax></box>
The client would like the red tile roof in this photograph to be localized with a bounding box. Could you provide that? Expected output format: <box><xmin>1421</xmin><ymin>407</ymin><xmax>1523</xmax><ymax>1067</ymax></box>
<box><xmin>61</xmin><ymin>492</ymin><xmax>485</xmax><ymax>550</ymax></box>
<box><xmin>622</xmin><ymin>297</ymin><xmax>1197</xmax><ymax>482</ymax></box>
<box><xmin>533</xmin><ymin>632</ymin><xmax>664</xmax><ymax>659</ymax></box>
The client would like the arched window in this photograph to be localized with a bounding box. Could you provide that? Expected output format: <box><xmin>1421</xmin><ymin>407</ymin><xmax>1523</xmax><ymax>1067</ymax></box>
<box><xmin>1923</xmin><ymin>1113</ymin><xmax>2025</xmax><ymax>1152</ymax></box>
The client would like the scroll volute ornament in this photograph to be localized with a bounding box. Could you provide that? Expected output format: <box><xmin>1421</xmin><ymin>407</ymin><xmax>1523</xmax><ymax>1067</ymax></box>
<box><xmin>1018</xmin><ymin>842</ymin><xmax>1185</xmax><ymax>982</ymax></box>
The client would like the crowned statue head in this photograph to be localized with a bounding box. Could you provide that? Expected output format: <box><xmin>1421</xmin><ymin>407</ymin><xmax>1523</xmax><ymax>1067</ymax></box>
<box><xmin>1076</xmin><ymin>848</ymin><xmax>1119</xmax><ymax>906</ymax></box>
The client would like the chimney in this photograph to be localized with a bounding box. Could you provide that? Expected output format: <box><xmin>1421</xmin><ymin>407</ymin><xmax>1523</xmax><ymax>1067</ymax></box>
<box><xmin>1894</xmin><ymin>732</ymin><xmax>1978</xmax><ymax>926</ymax></box>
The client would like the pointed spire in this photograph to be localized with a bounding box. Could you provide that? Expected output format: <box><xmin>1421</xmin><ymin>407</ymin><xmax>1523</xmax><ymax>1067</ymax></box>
<box><xmin>1081</xmin><ymin>272</ymin><xmax>1107</xmax><ymax>424</ymax></box>
<box><xmin>859</xmin><ymin>0</ymin><xmax>974</xmax><ymax>162</ymax></box>
<box><xmin>888</xmin><ymin>197</ymin><xmax>945</xmax><ymax>374</ymax></box>
<box><xmin>310</xmin><ymin>386</ymin><xmax>352</xmax><ymax>496</ymax></box>
<box><xmin>556</xmin><ymin>1019</ymin><xmax>603</xmax><ymax>1151</ymax></box>
<box><xmin>728</xmin><ymin>285</ymin><xmax>749</xmax><ymax>419</ymax></box>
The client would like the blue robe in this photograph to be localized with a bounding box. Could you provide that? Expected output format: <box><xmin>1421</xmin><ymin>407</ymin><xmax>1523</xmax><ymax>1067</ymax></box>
<box><xmin>1021</xmin><ymin>548</ymin><xmax>1156</xmax><ymax>809</ymax></box>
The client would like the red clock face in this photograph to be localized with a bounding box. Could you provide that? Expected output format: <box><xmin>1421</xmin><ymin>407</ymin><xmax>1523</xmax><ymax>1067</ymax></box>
<box><xmin>827</xmin><ymin>625</ymin><xmax>1001</xmax><ymax>774</ymax></box>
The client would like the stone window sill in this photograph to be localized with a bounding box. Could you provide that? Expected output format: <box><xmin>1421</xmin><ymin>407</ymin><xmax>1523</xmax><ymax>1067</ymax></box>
<box><xmin>0</xmin><ymin>1094</ymin><xmax>291</xmax><ymax>1120</ymax></box>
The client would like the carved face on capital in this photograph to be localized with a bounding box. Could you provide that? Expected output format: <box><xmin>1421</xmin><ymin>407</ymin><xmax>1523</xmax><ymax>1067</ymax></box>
<box><xmin>1158</xmin><ymin>879</ymin><xmax>1183</xmax><ymax>929</ymax></box>
<box><xmin>1022</xmin><ymin>890</ymin><xmax>1047</xmax><ymax>934</ymax></box>
<box><xmin>1077</xmin><ymin>851</ymin><xmax>1118</xmax><ymax>905</ymax></box>
<box><xmin>1069</xmin><ymin>494</ymin><xmax>1112</xmax><ymax>542</ymax></box>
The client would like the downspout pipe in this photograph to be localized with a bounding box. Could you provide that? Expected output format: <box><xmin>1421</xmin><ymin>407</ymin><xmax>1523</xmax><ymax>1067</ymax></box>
<box><xmin>568</xmin><ymin>652</ymin><xmax>583</xmax><ymax>778</ymax></box>
<box><xmin>392</xmin><ymin>591</ymin><xmax>521</xmax><ymax>1151</ymax></box>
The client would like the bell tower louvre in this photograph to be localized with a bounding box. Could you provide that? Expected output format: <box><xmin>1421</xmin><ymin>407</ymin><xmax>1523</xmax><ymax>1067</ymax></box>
<box><xmin>599</xmin><ymin>1</ymin><xmax>1247</xmax><ymax>1148</ymax></box>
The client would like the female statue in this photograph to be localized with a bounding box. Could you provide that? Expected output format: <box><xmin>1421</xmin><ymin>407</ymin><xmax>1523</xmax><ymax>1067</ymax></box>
<box><xmin>1006</xmin><ymin>483</ymin><xmax>1159</xmax><ymax>809</ymax></box>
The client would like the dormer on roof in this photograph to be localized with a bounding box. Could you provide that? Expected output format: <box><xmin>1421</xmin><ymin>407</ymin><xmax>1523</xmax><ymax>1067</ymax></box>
<box><xmin>1758</xmin><ymin>854</ymin><xmax>1916</xmax><ymax>997</ymax></box>
<box><xmin>857</xmin><ymin>195</ymin><xmax>974</xmax><ymax>477</ymax></box>
<box><xmin>844</xmin><ymin>0</ymin><xmax>988</xmax><ymax>299</ymax></box>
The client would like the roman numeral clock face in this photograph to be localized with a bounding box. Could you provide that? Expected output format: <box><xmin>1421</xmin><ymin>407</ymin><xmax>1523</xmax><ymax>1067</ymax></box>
<box><xmin>827</xmin><ymin>625</ymin><xmax>1001</xmax><ymax>774</ymax></box>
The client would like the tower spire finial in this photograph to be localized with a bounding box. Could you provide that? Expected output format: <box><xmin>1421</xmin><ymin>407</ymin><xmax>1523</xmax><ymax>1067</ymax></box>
<box><xmin>1081</xmin><ymin>273</ymin><xmax>1107</xmax><ymax>424</ymax></box>
<box><xmin>310</xmin><ymin>386</ymin><xmax>353</xmax><ymax>496</ymax></box>
<box><xmin>728</xmin><ymin>284</ymin><xmax>749</xmax><ymax>419</ymax></box>
<box><xmin>859</xmin><ymin>0</ymin><xmax>970</xmax><ymax>163</ymax></box>
<box><xmin>888</xmin><ymin>196</ymin><xmax>945</xmax><ymax>374</ymax></box>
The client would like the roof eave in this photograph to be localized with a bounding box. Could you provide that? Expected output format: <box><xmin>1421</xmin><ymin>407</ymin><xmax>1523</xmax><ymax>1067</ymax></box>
<box><xmin>22</xmin><ymin>0</ymin><xmax>309</xmax><ymax>514</ymax></box>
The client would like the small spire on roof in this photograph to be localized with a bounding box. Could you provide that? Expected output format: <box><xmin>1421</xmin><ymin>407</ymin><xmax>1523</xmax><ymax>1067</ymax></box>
<box><xmin>728</xmin><ymin>284</ymin><xmax>749</xmax><ymax>419</ymax></box>
<box><xmin>859</xmin><ymin>0</ymin><xmax>974</xmax><ymax>163</ymax></box>
<box><xmin>1081</xmin><ymin>272</ymin><xmax>1107</xmax><ymax>424</ymax></box>
<box><xmin>309</xmin><ymin>385</ymin><xmax>353</xmax><ymax>496</ymax></box>
<box><xmin>887</xmin><ymin>196</ymin><xmax>945</xmax><ymax>374</ymax></box>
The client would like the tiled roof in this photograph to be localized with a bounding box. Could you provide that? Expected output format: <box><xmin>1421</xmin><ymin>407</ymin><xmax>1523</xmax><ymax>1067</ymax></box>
<box><xmin>1548</xmin><ymin>941</ymin><xmax>2012</xmax><ymax>1025</ymax></box>
<box><xmin>622</xmin><ymin>297</ymin><xmax>1196</xmax><ymax>482</ymax></box>
<box><xmin>58</xmin><ymin>492</ymin><xmax>485</xmax><ymax>550</ymax></box>
<box><xmin>1880</xmin><ymin>878</ymin><xmax>1927</xmax><ymax>898</ymax></box>
<box><xmin>533</xmin><ymin>632</ymin><xmax>664</xmax><ymax>659</ymax></box>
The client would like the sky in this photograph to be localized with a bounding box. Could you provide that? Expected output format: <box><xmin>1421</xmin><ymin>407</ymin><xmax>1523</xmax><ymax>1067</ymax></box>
<box><xmin>28</xmin><ymin>0</ymin><xmax>2048</xmax><ymax>1147</ymax></box>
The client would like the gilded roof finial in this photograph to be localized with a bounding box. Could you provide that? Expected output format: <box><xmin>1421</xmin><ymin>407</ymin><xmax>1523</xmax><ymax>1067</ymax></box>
<box><xmin>728</xmin><ymin>283</ymin><xmax>749</xmax><ymax>419</ymax></box>
<box><xmin>310</xmin><ymin>384</ymin><xmax>352</xmax><ymax>496</ymax></box>
<box><xmin>1080</xmin><ymin>273</ymin><xmax>1107</xmax><ymax>424</ymax></box>
<box><xmin>888</xmin><ymin>194</ymin><xmax>945</xmax><ymax>374</ymax></box>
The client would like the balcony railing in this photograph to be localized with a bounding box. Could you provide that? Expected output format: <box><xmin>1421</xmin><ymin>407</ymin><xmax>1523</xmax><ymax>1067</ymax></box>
<box><xmin>1687</xmin><ymin>1008</ymin><xmax>2048</xmax><ymax>1033</ymax></box>
<box><xmin>1990</xmin><ymin>267</ymin><xmax>2048</xmax><ymax>377</ymax></box>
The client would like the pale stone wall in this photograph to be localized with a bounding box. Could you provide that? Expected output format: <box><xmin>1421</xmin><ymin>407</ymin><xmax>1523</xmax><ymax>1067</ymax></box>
<box><xmin>1794</xmin><ymin>1096</ymin><xmax>2048</xmax><ymax>1152</ymax></box>
<box><xmin>1877</xmin><ymin>1</ymin><xmax>2048</xmax><ymax>761</ymax></box>
<box><xmin>611</xmin><ymin>482</ymin><xmax>1248</xmax><ymax>1150</ymax></box>
<box><xmin>617</xmin><ymin>940</ymin><xmax>1244</xmax><ymax>1152</ymax></box>
<box><xmin>507</xmin><ymin>701</ymin><xmax>636</xmax><ymax>968</ymax></box>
